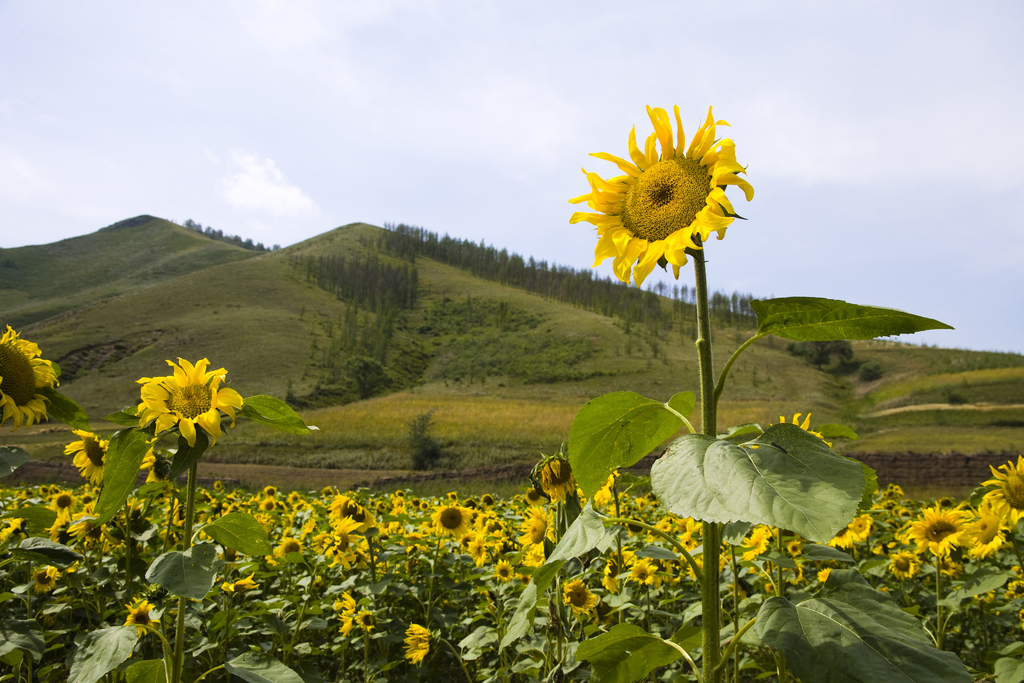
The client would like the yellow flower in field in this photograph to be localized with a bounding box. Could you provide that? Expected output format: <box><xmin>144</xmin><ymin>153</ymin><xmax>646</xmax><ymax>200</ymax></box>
<box><xmin>0</xmin><ymin>326</ymin><xmax>59</xmax><ymax>429</ymax></box>
<box><xmin>221</xmin><ymin>573</ymin><xmax>259</xmax><ymax>593</ymax></box>
<box><xmin>49</xmin><ymin>489</ymin><xmax>76</xmax><ymax>525</ymax></box>
<box><xmin>741</xmin><ymin>526</ymin><xmax>772</xmax><ymax>561</ymax></box>
<box><xmin>562</xmin><ymin>579</ymin><xmax>598</xmax><ymax>617</ymax></box>
<box><xmin>983</xmin><ymin>456</ymin><xmax>1024</xmax><ymax>524</ymax></box>
<box><xmin>329</xmin><ymin>495</ymin><xmax>376</xmax><ymax>532</ymax></box>
<box><xmin>355</xmin><ymin>610</ymin><xmax>375</xmax><ymax>632</ymax></box>
<box><xmin>404</xmin><ymin>624</ymin><xmax>430</xmax><ymax>665</ymax></box>
<box><xmin>136</xmin><ymin>358</ymin><xmax>243</xmax><ymax>447</ymax></box>
<box><xmin>828</xmin><ymin>523</ymin><xmax>857</xmax><ymax>550</ymax></box>
<box><xmin>908</xmin><ymin>504</ymin><xmax>970</xmax><ymax>557</ymax></box>
<box><xmin>785</xmin><ymin>538</ymin><xmax>804</xmax><ymax>557</ymax></box>
<box><xmin>519</xmin><ymin>507</ymin><xmax>553</xmax><ymax>547</ymax></box>
<box><xmin>468</xmin><ymin>535</ymin><xmax>489</xmax><ymax>567</ymax></box>
<box><xmin>32</xmin><ymin>566</ymin><xmax>60</xmax><ymax>593</ymax></box>
<box><xmin>817</xmin><ymin>568</ymin><xmax>833</xmax><ymax>583</ymax></box>
<box><xmin>494</xmin><ymin>560</ymin><xmax>515</xmax><ymax>583</ymax></box>
<box><xmin>964</xmin><ymin>505</ymin><xmax>1007</xmax><ymax>559</ymax></box>
<box><xmin>939</xmin><ymin>557</ymin><xmax>963</xmax><ymax>577</ymax></box>
<box><xmin>65</xmin><ymin>430</ymin><xmax>109</xmax><ymax>485</ymax></box>
<box><xmin>432</xmin><ymin>504</ymin><xmax>470</xmax><ymax>538</ymax></box>
<box><xmin>570</xmin><ymin>106</ymin><xmax>753</xmax><ymax>286</ymax></box>
<box><xmin>1</xmin><ymin>518</ymin><xmax>27</xmax><ymax>543</ymax></box>
<box><xmin>523</xmin><ymin>543</ymin><xmax>547</xmax><ymax>568</ymax></box>
<box><xmin>124</xmin><ymin>600</ymin><xmax>158</xmax><ymax>635</ymax></box>
<box><xmin>524</xmin><ymin>488</ymin><xmax>544</xmax><ymax>506</ymax></box>
<box><xmin>849</xmin><ymin>515</ymin><xmax>873</xmax><ymax>542</ymax></box>
<box><xmin>889</xmin><ymin>551</ymin><xmax>922</xmax><ymax>581</ymax></box>
<box><xmin>630</xmin><ymin>558</ymin><xmax>657</xmax><ymax>586</ymax></box>
<box><xmin>273</xmin><ymin>537</ymin><xmax>303</xmax><ymax>558</ymax></box>
<box><xmin>540</xmin><ymin>457</ymin><xmax>576</xmax><ymax>503</ymax></box>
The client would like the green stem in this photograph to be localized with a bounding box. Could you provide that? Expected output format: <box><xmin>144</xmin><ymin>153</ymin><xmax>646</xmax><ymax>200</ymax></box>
<box><xmin>123</xmin><ymin>502</ymin><xmax>133</xmax><ymax>600</ymax></box>
<box><xmin>716</xmin><ymin>617</ymin><xmax>757</xmax><ymax>679</ymax></box>
<box><xmin>193</xmin><ymin>665</ymin><xmax>225</xmax><ymax>683</ymax></box>
<box><xmin>935</xmin><ymin>554</ymin><xmax>944</xmax><ymax>650</ymax></box>
<box><xmin>363</xmin><ymin>630</ymin><xmax>370</xmax><ymax>683</ymax></box>
<box><xmin>730</xmin><ymin>546</ymin><xmax>739</xmax><ymax>683</ymax></box>
<box><xmin>171</xmin><ymin>462</ymin><xmax>199</xmax><ymax>683</ymax></box>
<box><xmin>440</xmin><ymin>638</ymin><xmax>474</xmax><ymax>683</ymax></box>
<box><xmin>601</xmin><ymin>516</ymin><xmax>702</xmax><ymax>588</ymax></box>
<box><xmin>713</xmin><ymin>333</ymin><xmax>764</xmax><ymax>409</ymax></box>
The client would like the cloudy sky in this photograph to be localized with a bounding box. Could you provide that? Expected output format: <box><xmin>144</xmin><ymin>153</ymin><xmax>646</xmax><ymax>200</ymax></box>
<box><xmin>2</xmin><ymin>1</ymin><xmax>1022</xmax><ymax>352</ymax></box>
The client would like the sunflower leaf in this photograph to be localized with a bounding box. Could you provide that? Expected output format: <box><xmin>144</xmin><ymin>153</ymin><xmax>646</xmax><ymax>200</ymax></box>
<box><xmin>816</xmin><ymin>424</ymin><xmax>859</xmax><ymax>440</ymax></box>
<box><xmin>145</xmin><ymin>543</ymin><xmax>221</xmax><ymax>600</ymax></box>
<box><xmin>750</xmin><ymin>297</ymin><xmax>953</xmax><ymax>341</ymax></box>
<box><xmin>225</xmin><ymin>652</ymin><xmax>304</xmax><ymax>683</ymax></box>
<box><xmin>17</xmin><ymin>538</ymin><xmax>83</xmax><ymax>567</ymax></box>
<box><xmin>240</xmin><ymin>396</ymin><xmax>316</xmax><ymax>434</ymax></box>
<box><xmin>200</xmin><ymin>512</ymin><xmax>272</xmax><ymax>556</ymax></box>
<box><xmin>0</xmin><ymin>446</ymin><xmax>30</xmax><ymax>478</ymax></box>
<box><xmin>123</xmin><ymin>659</ymin><xmax>168</xmax><ymax>683</ymax></box>
<box><xmin>104</xmin><ymin>406</ymin><xmax>140</xmax><ymax>427</ymax></box>
<box><xmin>500</xmin><ymin>560</ymin><xmax>563</xmax><ymax>650</ymax></box>
<box><xmin>755</xmin><ymin>569</ymin><xmax>971</xmax><ymax>683</ymax></box>
<box><xmin>67</xmin><ymin>625</ymin><xmax>139</xmax><ymax>683</ymax></box>
<box><xmin>568</xmin><ymin>391</ymin><xmax>684</xmax><ymax>499</ymax></box>
<box><xmin>650</xmin><ymin>424</ymin><xmax>863</xmax><ymax>543</ymax></box>
<box><xmin>167</xmin><ymin>430</ymin><xmax>209</xmax><ymax>481</ymax></box>
<box><xmin>575</xmin><ymin>623</ymin><xmax>683</xmax><ymax>683</ymax></box>
<box><xmin>0</xmin><ymin>619</ymin><xmax>45</xmax><ymax>662</ymax></box>
<box><xmin>2</xmin><ymin>506</ymin><xmax>57</xmax><ymax>534</ymax></box>
<box><xmin>94</xmin><ymin>429</ymin><xmax>152</xmax><ymax>526</ymax></box>
<box><xmin>38</xmin><ymin>386</ymin><xmax>91</xmax><ymax>431</ymax></box>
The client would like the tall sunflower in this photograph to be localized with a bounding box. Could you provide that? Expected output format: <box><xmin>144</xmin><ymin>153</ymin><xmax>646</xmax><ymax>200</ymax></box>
<box><xmin>404</xmin><ymin>624</ymin><xmax>431</xmax><ymax>666</ymax></box>
<box><xmin>136</xmin><ymin>358</ymin><xmax>243</xmax><ymax>447</ymax></box>
<box><xmin>982</xmin><ymin>455</ymin><xmax>1024</xmax><ymax>524</ymax></box>
<box><xmin>433</xmin><ymin>504</ymin><xmax>470</xmax><ymax>538</ymax></box>
<box><xmin>570</xmin><ymin>106</ymin><xmax>754</xmax><ymax>286</ymax></box>
<box><xmin>66</xmin><ymin>429</ymin><xmax>109</xmax><ymax>485</ymax></box>
<box><xmin>540</xmin><ymin>457</ymin><xmax>576</xmax><ymax>503</ymax></box>
<box><xmin>0</xmin><ymin>326</ymin><xmax>59</xmax><ymax>429</ymax></box>
<box><xmin>907</xmin><ymin>504</ymin><xmax>970</xmax><ymax>557</ymax></box>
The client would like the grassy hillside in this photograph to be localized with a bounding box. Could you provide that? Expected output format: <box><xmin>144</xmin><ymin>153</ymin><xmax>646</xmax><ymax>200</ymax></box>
<box><xmin>2</xmin><ymin>218</ymin><xmax>1023</xmax><ymax>479</ymax></box>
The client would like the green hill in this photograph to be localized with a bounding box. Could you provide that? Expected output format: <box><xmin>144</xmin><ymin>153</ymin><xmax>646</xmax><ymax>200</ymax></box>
<box><xmin>2</xmin><ymin>217</ymin><xmax>1023</xmax><ymax>477</ymax></box>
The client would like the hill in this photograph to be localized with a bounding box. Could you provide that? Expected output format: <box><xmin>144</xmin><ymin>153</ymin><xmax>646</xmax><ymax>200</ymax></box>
<box><xmin>2</xmin><ymin>217</ymin><xmax>1023</xmax><ymax>481</ymax></box>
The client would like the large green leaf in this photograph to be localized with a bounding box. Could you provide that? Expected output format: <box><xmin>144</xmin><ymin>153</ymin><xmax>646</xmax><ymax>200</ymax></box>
<box><xmin>750</xmin><ymin>297</ymin><xmax>953</xmax><ymax>341</ymax></box>
<box><xmin>104</xmin><ymin>406</ymin><xmax>140</xmax><ymax>427</ymax></box>
<box><xmin>67</xmin><ymin>626</ymin><xmax>139</xmax><ymax>683</ymax></box>
<box><xmin>755</xmin><ymin>570</ymin><xmax>970</xmax><ymax>683</ymax></box>
<box><xmin>95</xmin><ymin>428</ymin><xmax>152</xmax><ymax>525</ymax></box>
<box><xmin>944</xmin><ymin>567</ymin><xmax>1014</xmax><ymax>606</ymax></box>
<box><xmin>38</xmin><ymin>386</ymin><xmax>91</xmax><ymax>431</ymax></box>
<box><xmin>0</xmin><ymin>446</ymin><xmax>30</xmax><ymax>478</ymax></box>
<box><xmin>240</xmin><ymin>396</ymin><xmax>316</xmax><ymax>435</ymax></box>
<box><xmin>145</xmin><ymin>543</ymin><xmax>221</xmax><ymax>600</ymax></box>
<box><xmin>16</xmin><ymin>538</ymin><xmax>83</xmax><ymax>567</ymax></box>
<box><xmin>499</xmin><ymin>560</ymin><xmax>563</xmax><ymax>650</ymax></box>
<box><xmin>568</xmin><ymin>391</ymin><xmax>688</xmax><ymax>498</ymax></box>
<box><xmin>0</xmin><ymin>619</ymin><xmax>44</xmax><ymax>662</ymax></box>
<box><xmin>123</xmin><ymin>659</ymin><xmax>168</xmax><ymax>683</ymax></box>
<box><xmin>576</xmin><ymin>624</ymin><xmax>683</xmax><ymax>683</ymax></box>
<box><xmin>225</xmin><ymin>652</ymin><xmax>305</xmax><ymax>683</ymax></box>
<box><xmin>1</xmin><ymin>506</ymin><xmax>57</xmax><ymax>534</ymax></box>
<box><xmin>200</xmin><ymin>512</ymin><xmax>272</xmax><ymax>556</ymax></box>
<box><xmin>167</xmin><ymin>430</ymin><xmax>209</xmax><ymax>481</ymax></box>
<box><xmin>651</xmin><ymin>424</ymin><xmax>863</xmax><ymax>543</ymax></box>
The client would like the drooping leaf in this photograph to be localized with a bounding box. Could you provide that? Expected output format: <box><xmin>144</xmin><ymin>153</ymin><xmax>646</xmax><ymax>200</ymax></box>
<box><xmin>145</xmin><ymin>543</ymin><xmax>221</xmax><ymax>600</ymax></box>
<box><xmin>95</xmin><ymin>429</ymin><xmax>152</xmax><ymax>525</ymax></box>
<box><xmin>576</xmin><ymin>624</ymin><xmax>684</xmax><ymax>683</ymax></box>
<box><xmin>1</xmin><ymin>506</ymin><xmax>57</xmax><ymax>534</ymax></box>
<box><xmin>722</xmin><ymin>521</ymin><xmax>752</xmax><ymax>545</ymax></box>
<box><xmin>240</xmin><ymin>396</ymin><xmax>316</xmax><ymax>435</ymax></box>
<box><xmin>200</xmin><ymin>512</ymin><xmax>272</xmax><ymax>556</ymax></box>
<box><xmin>651</xmin><ymin>424</ymin><xmax>864</xmax><ymax>543</ymax></box>
<box><xmin>635</xmin><ymin>545</ymin><xmax>678</xmax><ymax>561</ymax></box>
<box><xmin>0</xmin><ymin>446</ymin><xmax>30</xmax><ymax>478</ymax></box>
<box><xmin>817</xmin><ymin>424</ymin><xmax>859</xmax><ymax>440</ymax></box>
<box><xmin>750</xmin><ymin>297</ymin><xmax>953</xmax><ymax>341</ymax></box>
<box><xmin>167</xmin><ymin>430</ymin><xmax>209</xmax><ymax>481</ymax></box>
<box><xmin>717</xmin><ymin>423</ymin><xmax>763</xmax><ymax>440</ymax></box>
<box><xmin>801</xmin><ymin>544</ymin><xmax>855</xmax><ymax>564</ymax></box>
<box><xmin>67</xmin><ymin>626</ymin><xmax>139</xmax><ymax>683</ymax></box>
<box><xmin>123</xmin><ymin>659</ymin><xmax>168</xmax><ymax>683</ymax></box>
<box><xmin>104</xmin><ymin>406</ymin><xmax>140</xmax><ymax>427</ymax></box>
<box><xmin>547</xmin><ymin>503</ymin><xmax>607</xmax><ymax>564</ymax></box>
<box><xmin>16</xmin><ymin>538</ymin><xmax>83</xmax><ymax>567</ymax></box>
<box><xmin>500</xmin><ymin>561</ymin><xmax>563</xmax><ymax>649</ymax></box>
<box><xmin>944</xmin><ymin>567</ymin><xmax>1013</xmax><ymax>605</ymax></box>
<box><xmin>568</xmin><ymin>392</ymin><xmax>683</xmax><ymax>498</ymax></box>
<box><xmin>38</xmin><ymin>386</ymin><xmax>91</xmax><ymax>431</ymax></box>
<box><xmin>224</xmin><ymin>651</ymin><xmax>306</xmax><ymax>683</ymax></box>
<box><xmin>0</xmin><ymin>619</ymin><xmax>44</xmax><ymax>662</ymax></box>
<box><xmin>755</xmin><ymin>570</ymin><xmax>970</xmax><ymax>683</ymax></box>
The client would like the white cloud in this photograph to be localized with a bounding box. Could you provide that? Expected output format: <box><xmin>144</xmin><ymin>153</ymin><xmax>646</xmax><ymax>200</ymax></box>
<box><xmin>220</xmin><ymin>151</ymin><xmax>319</xmax><ymax>217</ymax></box>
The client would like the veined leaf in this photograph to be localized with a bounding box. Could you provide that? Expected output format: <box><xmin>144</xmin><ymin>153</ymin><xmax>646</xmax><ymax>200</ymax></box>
<box><xmin>576</xmin><ymin>624</ymin><xmax>684</xmax><ymax>683</ymax></box>
<box><xmin>0</xmin><ymin>446</ymin><xmax>30</xmax><ymax>478</ymax></box>
<box><xmin>16</xmin><ymin>538</ymin><xmax>83</xmax><ymax>567</ymax></box>
<box><xmin>0</xmin><ymin>619</ymin><xmax>44</xmax><ymax>662</ymax></box>
<box><xmin>756</xmin><ymin>569</ymin><xmax>970</xmax><ymax>683</ymax></box>
<box><xmin>38</xmin><ymin>386</ymin><xmax>91</xmax><ymax>431</ymax></box>
<box><xmin>200</xmin><ymin>512</ymin><xmax>272</xmax><ymax>556</ymax></box>
<box><xmin>95</xmin><ymin>429</ymin><xmax>152</xmax><ymax>525</ymax></box>
<box><xmin>104</xmin><ymin>406</ymin><xmax>140</xmax><ymax>427</ymax></box>
<box><xmin>240</xmin><ymin>396</ymin><xmax>316</xmax><ymax>434</ymax></box>
<box><xmin>167</xmin><ymin>430</ymin><xmax>209</xmax><ymax>481</ymax></box>
<box><xmin>651</xmin><ymin>424</ymin><xmax>863</xmax><ymax>543</ymax></box>
<box><xmin>568</xmin><ymin>391</ymin><xmax>687</xmax><ymax>498</ymax></box>
<box><xmin>225</xmin><ymin>652</ymin><xmax>305</xmax><ymax>683</ymax></box>
<box><xmin>123</xmin><ymin>659</ymin><xmax>168</xmax><ymax>683</ymax></box>
<box><xmin>1</xmin><ymin>506</ymin><xmax>57</xmax><ymax>534</ymax></box>
<box><xmin>67</xmin><ymin>626</ymin><xmax>139</xmax><ymax>683</ymax></box>
<box><xmin>750</xmin><ymin>297</ymin><xmax>953</xmax><ymax>341</ymax></box>
<box><xmin>145</xmin><ymin>543</ymin><xmax>221</xmax><ymax>600</ymax></box>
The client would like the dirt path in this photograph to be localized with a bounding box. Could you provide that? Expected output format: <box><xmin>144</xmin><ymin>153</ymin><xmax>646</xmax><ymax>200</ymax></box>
<box><xmin>864</xmin><ymin>403</ymin><xmax>1024</xmax><ymax>418</ymax></box>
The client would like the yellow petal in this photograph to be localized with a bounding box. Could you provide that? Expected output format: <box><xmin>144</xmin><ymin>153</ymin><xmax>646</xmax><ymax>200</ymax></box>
<box><xmin>632</xmin><ymin>241</ymin><xmax>665</xmax><ymax>286</ymax></box>
<box><xmin>590</xmin><ymin>152</ymin><xmax>641</xmax><ymax>178</ymax></box>
<box><xmin>593</xmin><ymin>232</ymin><xmax>619</xmax><ymax>267</ymax></box>
<box><xmin>179</xmin><ymin>418</ymin><xmax>197</xmax><ymax>447</ymax></box>
<box><xmin>717</xmin><ymin>174</ymin><xmax>755</xmax><ymax>201</ymax></box>
<box><xmin>644</xmin><ymin>132</ymin><xmax>659</xmax><ymax>168</ymax></box>
<box><xmin>673</xmin><ymin>105</ymin><xmax>686</xmax><ymax>158</ymax></box>
<box><xmin>646</xmin><ymin>106</ymin><xmax>674</xmax><ymax>161</ymax></box>
<box><xmin>627</xmin><ymin>126</ymin><xmax>649</xmax><ymax>170</ymax></box>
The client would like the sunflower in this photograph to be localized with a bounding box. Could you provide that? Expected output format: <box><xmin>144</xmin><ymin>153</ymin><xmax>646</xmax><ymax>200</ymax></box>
<box><xmin>888</xmin><ymin>551</ymin><xmax>922</xmax><ymax>581</ymax></box>
<box><xmin>964</xmin><ymin>504</ymin><xmax>1007</xmax><ymax>559</ymax></box>
<box><xmin>519</xmin><ymin>507</ymin><xmax>552</xmax><ymax>547</ymax></box>
<box><xmin>817</xmin><ymin>568</ymin><xmax>833</xmax><ymax>583</ymax></box>
<box><xmin>494</xmin><ymin>560</ymin><xmax>515</xmax><ymax>583</ymax></box>
<box><xmin>563</xmin><ymin>579</ymin><xmax>598</xmax><ymax>617</ymax></box>
<box><xmin>907</xmin><ymin>504</ymin><xmax>970</xmax><ymax>557</ymax></box>
<box><xmin>740</xmin><ymin>526</ymin><xmax>773</xmax><ymax>562</ymax></box>
<box><xmin>570</xmin><ymin>106</ymin><xmax>753</xmax><ymax>286</ymax></box>
<box><xmin>849</xmin><ymin>515</ymin><xmax>873</xmax><ymax>542</ymax></box>
<box><xmin>0</xmin><ymin>326</ymin><xmax>59</xmax><ymax>429</ymax></box>
<box><xmin>274</xmin><ymin>537</ymin><xmax>303</xmax><ymax>558</ymax></box>
<box><xmin>468</xmin><ymin>536</ymin><xmax>489</xmax><ymax>567</ymax></box>
<box><xmin>983</xmin><ymin>455</ymin><xmax>1024</xmax><ymax>524</ymax></box>
<box><xmin>630</xmin><ymin>558</ymin><xmax>657</xmax><ymax>586</ymax></box>
<box><xmin>31</xmin><ymin>566</ymin><xmax>60</xmax><ymax>593</ymax></box>
<box><xmin>828</xmin><ymin>523</ymin><xmax>857</xmax><ymax>550</ymax></box>
<box><xmin>355</xmin><ymin>610</ymin><xmax>375</xmax><ymax>632</ymax></box>
<box><xmin>49</xmin><ymin>489</ymin><xmax>76</xmax><ymax>525</ymax></box>
<box><xmin>432</xmin><ymin>504</ymin><xmax>470</xmax><ymax>538</ymax></box>
<box><xmin>404</xmin><ymin>624</ymin><xmax>431</xmax><ymax>665</ymax></box>
<box><xmin>65</xmin><ymin>430</ymin><xmax>109</xmax><ymax>485</ymax></box>
<box><xmin>124</xmin><ymin>599</ymin><xmax>158</xmax><ymax>635</ymax></box>
<box><xmin>136</xmin><ymin>358</ymin><xmax>243</xmax><ymax>447</ymax></box>
<box><xmin>540</xmin><ymin>457</ymin><xmax>576</xmax><ymax>503</ymax></box>
<box><xmin>221</xmin><ymin>573</ymin><xmax>259</xmax><ymax>593</ymax></box>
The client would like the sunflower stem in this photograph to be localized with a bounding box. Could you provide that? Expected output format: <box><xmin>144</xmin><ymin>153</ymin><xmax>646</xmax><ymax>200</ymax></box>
<box><xmin>713</xmin><ymin>333</ymin><xmax>764</xmax><ymax>409</ymax></box>
<box><xmin>123</xmin><ymin>502</ymin><xmax>133</xmax><ymax>600</ymax></box>
<box><xmin>171</xmin><ymin>461</ymin><xmax>199</xmax><ymax>683</ymax></box>
<box><xmin>935</xmin><ymin>554</ymin><xmax>944</xmax><ymax>650</ymax></box>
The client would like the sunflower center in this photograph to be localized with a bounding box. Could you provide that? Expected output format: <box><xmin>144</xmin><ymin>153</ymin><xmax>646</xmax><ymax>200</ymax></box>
<box><xmin>84</xmin><ymin>436</ymin><xmax>105</xmax><ymax>467</ymax></box>
<box><xmin>56</xmin><ymin>493</ymin><xmax>73</xmax><ymax>509</ymax></box>
<box><xmin>1003</xmin><ymin>472</ymin><xmax>1024</xmax><ymax>509</ymax></box>
<box><xmin>168</xmin><ymin>384</ymin><xmax>212</xmax><ymax>419</ymax></box>
<box><xmin>977</xmin><ymin>518</ymin><xmax>999</xmax><ymax>543</ymax></box>
<box><xmin>622</xmin><ymin>157</ymin><xmax>711</xmax><ymax>243</ymax></box>
<box><xmin>566</xmin><ymin>584</ymin><xmax>590</xmax><ymax>608</ymax></box>
<box><xmin>893</xmin><ymin>556</ymin><xmax>910</xmax><ymax>572</ymax></box>
<box><xmin>440</xmin><ymin>508</ymin><xmax>464</xmax><ymax>530</ymax></box>
<box><xmin>134</xmin><ymin>611</ymin><xmax>151</xmax><ymax>626</ymax></box>
<box><xmin>0</xmin><ymin>343</ymin><xmax>38</xmax><ymax>406</ymax></box>
<box><xmin>927</xmin><ymin>520</ymin><xmax>957</xmax><ymax>541</ymax></box>
<box><xmin>283</xmin><ymin>540</ymin><xmax>301</xmax><ymax>554</ymax></box>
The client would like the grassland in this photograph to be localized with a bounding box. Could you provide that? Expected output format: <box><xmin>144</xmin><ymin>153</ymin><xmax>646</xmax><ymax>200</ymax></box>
<box><xmin>2</xmin><ymin>216</ymin><xmax>1023</xmax><ymax>488</ymax></box>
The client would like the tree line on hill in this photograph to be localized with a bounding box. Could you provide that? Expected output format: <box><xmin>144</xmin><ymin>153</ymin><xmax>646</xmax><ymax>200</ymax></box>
<box><xmin>378</xmin><ymin>222</ymin><xmax>759</xmax><ymax>329</ymax></box>
<box><xmin>180</xmin><ymin>219</ymin><xmax>281</xmax><ymax>252</ymax></box>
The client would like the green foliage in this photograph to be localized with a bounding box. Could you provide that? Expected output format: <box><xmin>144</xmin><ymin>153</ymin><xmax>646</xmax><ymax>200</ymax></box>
<box><xmin>200</xmin><ymin>512</ymin><xmax>272</xmax><ymax>556</ymax></box>
<box><xmin>225</xmin><ymin>652</ymin><xmax>305</xmax><ymax>683</ymax></box>
<box><xmin>144</xmin><ymin>543</ymin><xmax>221</xmax><ymax>600</ymax></box>
<box><xmin>575</xmin><ymin>624</ymin><xmax>684</xmax><ymax>683</ymax></box>
<box><xmin>16</xmin><ymin>538</ymin><xmax>83</xmax><ymax>567</ymax></box>
<box><xmin>38</xmin><ymin>386</ymin><xmax>91</xmax><ymax>431</ymax></box>
<box><xmin>67</xmin><ymin>626</ymin><xmax>139</xmax><ymax>683</ymax></box>
<box><xmin>407</xmin><ymin>410</ymin><xmax>442</xmax><ymax>470</ymax></box>
<box><xmin>786</xmin><ymin>340</ymin><xmax>853</xmax><ymax>368</ymax></box>
<box><xmin>756</xmin><ymin>569</ymin><xmax>971</xmax><ymax>683</ymax></box>
<box><xmin>432</xmin><ymin>332</ymin><xmax>598</xmax><ymax>384</ymax></box>
<box><xmin>95</xmin><ymin>429</ymin><xmax>153</xmax><ymax>525</ymax></box>
<box><xmin>167</xmin><ymin>430</ymin><xmax>210</xmax><ymax>480</ymax></box>
<box><xmin>418</xmin><ymin>295</ymin><xmax>540</xmax><ymax>335</ymax></box>
<box><xmin>123</xmin><ymin>659</ymin><xmax>168</xmax><ymax>683</ymax></box>
<box><xmin>342</xmin><ymin>355</ymin><xmax>386</xmax><ymax>399</ymax></box>
<box><xmin>0</xmin><ymin>619</ymin><xmax>44</xmax><ymax>662</ymax></box>
<box><xmin>859</xmin><ymin>360</ymin><xmax>884</xmax><ymax>381</ymax></box>
<box><xmin>752</xmin><ymin>296</ymin><xmax>953</xmax><ymax>340</ymax></box>
<box><xmin>240</xmin><ymin>396</ymin><xmax>316</xmax><ymax>435</ymax></box>
<box><xmin>0</xmin><ymin>446</ymin><xmax>29</xmax><ymax>478</ymax></box>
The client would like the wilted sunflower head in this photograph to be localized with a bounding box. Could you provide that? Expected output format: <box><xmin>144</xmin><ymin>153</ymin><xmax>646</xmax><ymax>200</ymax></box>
<box><xmin>0</xmin><ymin>326</ymin><xmax>59</xmax><ymax>429</ymax></box>
<box><xmin>404</xmin><ymin>624</ymin><xmax>430</xmax><ymax>665</ymax></box>
<box><xmin>540</xmin><ymin>457</ymin><xmax>576</xmax><ymax>503</ymax></box>
<box><xmin>570</xmin><ymin>106</ymin><xmax>754</xmax><ymax>286</ymax></box>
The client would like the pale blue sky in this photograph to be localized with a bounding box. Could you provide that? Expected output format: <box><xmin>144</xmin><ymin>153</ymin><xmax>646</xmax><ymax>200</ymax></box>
<box><xmin>2</xmin><ymin>1</ymin><xmax>1022</xmax><ymax>352</ymax></box>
